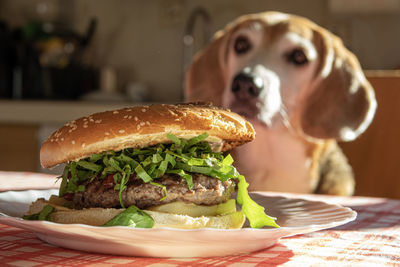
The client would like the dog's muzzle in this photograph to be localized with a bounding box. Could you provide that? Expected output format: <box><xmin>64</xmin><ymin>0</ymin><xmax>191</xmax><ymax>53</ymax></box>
<box><xmin>229</xmin><ymin>72</ymin><xmax>263</xmax><ymax>119</ymax></box>
<box><xmin>229</xmin><ymin>66</ymin><xmax>282</xmax><ymax>126</ymax></box>
<box><xmin>231</xmin><ymin>73</ymin><xmax>263</xmax><ymax>100</ymax></box>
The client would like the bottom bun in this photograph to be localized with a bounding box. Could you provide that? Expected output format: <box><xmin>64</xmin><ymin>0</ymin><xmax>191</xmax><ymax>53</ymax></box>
<box><xmin>26</xmin><ymin>198</ymin><xmax>245</xmax><ymax>229</ymax></box>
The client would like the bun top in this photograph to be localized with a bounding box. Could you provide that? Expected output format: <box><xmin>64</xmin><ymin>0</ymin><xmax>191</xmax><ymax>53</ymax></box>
<box><xmin>40</xmin><ymin>103</ymin><xmax>255</xmax><ymax>168</ymax></box>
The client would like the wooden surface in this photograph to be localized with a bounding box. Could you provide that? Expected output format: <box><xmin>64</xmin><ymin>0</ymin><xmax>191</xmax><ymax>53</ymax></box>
<box><xmin>341</xmin><ymin>73</ymin><xmax>400</xmax><ymax>199</ymax></box>
<box><xmin>0</xmin><ymin>124</ymin><xmax>39</xmax><ymax>172</ymax></box>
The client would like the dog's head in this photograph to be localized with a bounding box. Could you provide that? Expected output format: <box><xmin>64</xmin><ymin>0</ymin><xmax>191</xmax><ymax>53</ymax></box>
<box><xmin>185</xmin><ymin>11</ymin><xmax>376</xmax><ymax>141</ymax></box>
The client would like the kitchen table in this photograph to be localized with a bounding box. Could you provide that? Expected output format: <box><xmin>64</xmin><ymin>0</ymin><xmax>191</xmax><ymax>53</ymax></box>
<box><xmin>0</xmin><ymin>171</ymin><xmax>398</xmax><ymax>266</ymax></box>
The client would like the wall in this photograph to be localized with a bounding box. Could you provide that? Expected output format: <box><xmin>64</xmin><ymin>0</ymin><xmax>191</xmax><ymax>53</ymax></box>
<box><xmin>71</xmin><ymin>0</ymin><xmax>329</xmax><ymax>102</ymax></box>
<box><xmin>0</xmin><ymin>0</ymin><xmax>399</xmax><ymax>103</ymax></box>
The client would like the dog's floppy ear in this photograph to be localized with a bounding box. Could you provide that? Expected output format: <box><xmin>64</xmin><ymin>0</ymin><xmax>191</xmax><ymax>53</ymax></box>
<box><xmin>300</xmin><ymin>30</ymin><xmax>377</xmax><ymax>141</ymax></box>
<box><xmin>185</xmin><ymin>29</ymin><xmax>232</xmax><ymax>106</ymax></box>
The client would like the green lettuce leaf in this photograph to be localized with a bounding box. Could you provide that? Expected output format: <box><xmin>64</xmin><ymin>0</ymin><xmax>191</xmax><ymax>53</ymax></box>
<box><xmin>58</xmin><ymin>165</ymin><xmax>69</xmax><ymax>197</ymax></box>
<box><xmin>22</xmin><ymin>204</ymin><xmax>55</xmax><ymax>221</ymax></box>
<box><xmin>150</xmin><ymin>181</ymin><xmax>167</xmax><ymax>201</ymax></box>
<box><xmin>237</xmin><ymin>175</ymin><xmax>279</xmax><ymax>228</ymax></box>
<box><xmin>135</xmin><ymin>164</ymin><xmax>152</xmax><ymax>183</ymax></box>
<box><xmin>167</xmin><ymin>133</ymin><xmax>181</xmax><ymax>146</ymax></box>
<box><xmin>185</xmin><ymin>132</ymin><xmax>209</xmax><ymax>148</ymax></box>
<box><xmin>103</xmin><ymin>205</ymin><xmax>154</xmax><ymax>228</ymax></box>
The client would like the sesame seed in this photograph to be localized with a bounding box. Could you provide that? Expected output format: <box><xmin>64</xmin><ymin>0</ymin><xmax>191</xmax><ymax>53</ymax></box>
<box><xmin>140</xmin><ymin>122</ymin><xmax>145</xmax><ymax>126</ymax></box>
<box><xmin>124</xmin><ymin>115</ymin><xmax>128</xmax><ymax>119</ymax></box>
<box><xmin>60</xmin><ymin>138</ymin><xmax>64</xmax><ymax>141</ymax></box>
<box><xmin>68</xmin><ymin>130</ymin><xmax>73</xmax><ymax>133</ymax></box>
<box><xmin>82</xmin><ymin>143</ymin><xmax>86</xmax><ymax>148</ymax></box>
<box><xmin>126</xmin><ymin>108</ymin><xmax>132</xmax><ymax>111</ymax></box>
<box><xmin>119</xmin><ymin>130</ymin><xmax>125</xmax><ymax>133</ymax></box>
<box><xmin>105</xmin><ymin>132</ymin><xmax>110</xmax><ymax>135</ymax></box>
<box><xmin>83</xmin><ymin>125</ymin><xmax>88</xmax><ymax>128</ymax></box>
<box><xmin>113</xmin><ymin>111</ymin><xmax>119</xmax><ymax>114</ymax></box>
<box><xmin>134</xmin><ymin>116</ymin><xmax>138</xmax><ymax>121</ymax></box>
<box><xmin>95</xmin><ymin>119</ymin><xmax>102</xmax><ymax>123</ymax></box>
<box><xmin>71</xmin><ymin>140</ymin><xmax>75</xmax><ymax>144</ymax></box>
<box><xmin>83</xmin><ymin>118</ymin><xmax>87</xmax><ymax>121</ymax></box>
<box><xmin>141</xmin><ymin>109</ymin><xmax>147</xmax><ymax>112</ymax></box>
<box><xmin>89</xmin><ymin>119</ymin><xmax>94</xmax><ymax>122</ymax></box>
<box><xmin>50</xmin><ymin>139</ymin><xmax>54</xmax><ymax>142</ymax></box>
<box><xmin>146</xmin><ymin>121</ymin><xmax>151</xmax><ymax>125</ymax></box>
<box><xmin>128</xmin><ymin>115</ymin><xmax>132</xmax><ymax>119</ymax></box>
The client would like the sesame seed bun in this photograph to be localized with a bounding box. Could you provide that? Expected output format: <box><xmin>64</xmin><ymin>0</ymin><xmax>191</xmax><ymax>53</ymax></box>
<box><xmin>40</xmin><ymin>103</ymin><xmax>255</xmax><ymax>168</ymax></box>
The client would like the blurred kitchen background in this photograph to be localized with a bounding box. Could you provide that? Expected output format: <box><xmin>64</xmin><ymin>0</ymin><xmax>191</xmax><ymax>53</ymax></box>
<box><xmin>0</xmin><ymin>0</ymin><xmax>399</xmax><ymax>198</ymax></box>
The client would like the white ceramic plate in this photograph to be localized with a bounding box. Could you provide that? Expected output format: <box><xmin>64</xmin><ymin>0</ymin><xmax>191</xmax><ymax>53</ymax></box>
<box><xmin>0</xmin><ymin>189</ymin><xmax>356</xmax><ymax>257</ymax></box>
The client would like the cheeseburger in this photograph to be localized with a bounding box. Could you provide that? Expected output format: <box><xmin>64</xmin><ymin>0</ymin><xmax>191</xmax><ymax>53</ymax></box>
<box><xmin>24</xmin><ymin>103</ymin><xmax>278</xmax><ymax>229</ymax></box>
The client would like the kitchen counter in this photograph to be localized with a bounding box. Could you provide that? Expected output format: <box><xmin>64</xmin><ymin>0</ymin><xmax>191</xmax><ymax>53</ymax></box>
<box><xmin>0</xmin><ymin>100</ymin><xmax>160</xmax><ymax>172</ymax></box>
<box><xmin>364</xmin><ymin>69</ymin><xmax>400</xmax><ymax>77</ymax></box>
<box><xmin>0</xmin><ymin>100</ymin><xmax>150</xmax><ymax>125</ymax></box>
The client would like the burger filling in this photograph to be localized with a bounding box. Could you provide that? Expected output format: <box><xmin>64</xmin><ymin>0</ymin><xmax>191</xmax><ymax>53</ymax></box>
<box><xmin>57</xmin><ymin>133</ymin><xmax>279</xmax><ymax>228</ymax></box>
<box><xmin>73</xmin><ymin>173</ymin><xmax>235</xmax><ymax>209</ymax></box>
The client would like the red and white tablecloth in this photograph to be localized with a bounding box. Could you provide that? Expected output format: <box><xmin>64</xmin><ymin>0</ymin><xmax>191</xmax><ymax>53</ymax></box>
<box><xmin>0</xmin><ymin>171</ymin><xmax>399</xmax><ymax>266</ymax></box>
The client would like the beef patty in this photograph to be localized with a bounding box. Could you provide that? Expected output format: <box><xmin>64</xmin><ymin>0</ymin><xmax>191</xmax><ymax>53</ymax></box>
<box><xmin>72</xmin><ymin>173</ymin><xmax>235</xmax><ymax>209</ymax></box>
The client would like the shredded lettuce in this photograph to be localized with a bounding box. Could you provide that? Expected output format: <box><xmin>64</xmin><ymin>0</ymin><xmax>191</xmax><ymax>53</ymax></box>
<box><xmin>59</xmin><ymin>133</ymin><xmax>279</xmax><ymax>228</ymax></box>
<box><xmin>76</xmin><ymin>160</ymin><xmax>102</xmax><ymax>172</ymax></box>
<box><xmin>150</xmin><ymin>182</ymin><xmax>167</xmax><ymax>201</ymax></box>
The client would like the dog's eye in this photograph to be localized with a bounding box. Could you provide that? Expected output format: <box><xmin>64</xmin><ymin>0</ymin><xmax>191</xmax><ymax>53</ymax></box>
<box><xmin>286</xmin><ymin>48</ymin><xmax>308</xmax><ymax>66</ymax></box>
<box><xmin>234</xmin><ymin>35</ymin><xmax>252</xmax><ymax>55</ymax></box>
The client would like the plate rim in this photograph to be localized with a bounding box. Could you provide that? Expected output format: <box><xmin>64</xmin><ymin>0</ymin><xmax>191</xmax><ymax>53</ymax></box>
<box><xmin>0</xmin><ymin>189</ymin><xmax>357</xmax><ymax>232</ymax></box>
<box><xmin>0</xmin><ymin>189</ymin><xmax>357</xmax><ymax>257</ymax></box>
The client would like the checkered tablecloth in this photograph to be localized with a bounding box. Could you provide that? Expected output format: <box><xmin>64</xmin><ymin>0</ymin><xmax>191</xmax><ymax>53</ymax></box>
<box><xmin>0</xmin><ymin>171</ymin><xmax>399</xmax><ymax>266</ymax></box>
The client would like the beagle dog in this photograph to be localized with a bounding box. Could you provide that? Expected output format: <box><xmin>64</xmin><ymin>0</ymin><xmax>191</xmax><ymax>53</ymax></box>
<box><xmin>185</xmin><ymin>12</ymin><xmax>376</xmax><ymax>195</ymax></box>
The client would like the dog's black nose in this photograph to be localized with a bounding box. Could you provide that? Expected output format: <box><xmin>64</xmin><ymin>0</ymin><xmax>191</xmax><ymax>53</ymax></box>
<box><xmin>231</xmin><ymin>73</ymin><xmax>263</xmax><ymax>99</ymax></box>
